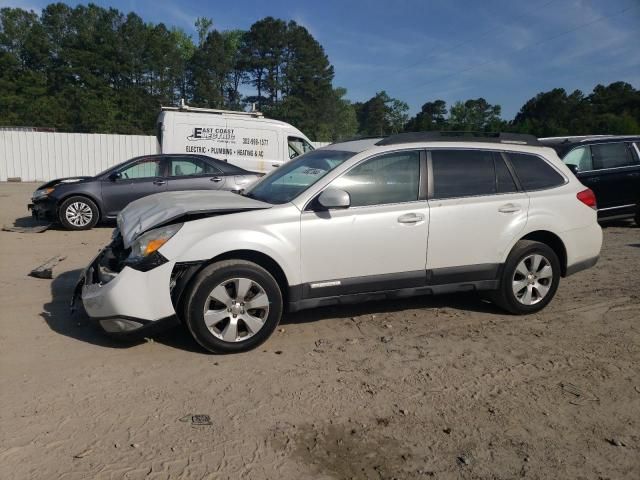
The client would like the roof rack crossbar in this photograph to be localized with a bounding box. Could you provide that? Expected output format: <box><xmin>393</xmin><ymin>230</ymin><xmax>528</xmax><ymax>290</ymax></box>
<box><xmin>376</xmin><ymin>131</ymin><xmax>542</xmax><ymax>147</ymax></box>
<box><xmin>161</xmin><ymin>99</ymin><xmax>264</xmax><ymax>118</ymax></box>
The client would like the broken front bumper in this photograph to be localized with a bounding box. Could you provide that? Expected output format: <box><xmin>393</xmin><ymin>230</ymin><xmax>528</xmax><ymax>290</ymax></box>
<box><xmin>74</xmin><ymin>246</ymin><xmax>178</xmax><ymax>335</ymax></box>
<box><xmin>28</xmin><ymin>199</ymin><xmax>56</xmax><ymax>221</ymax></box>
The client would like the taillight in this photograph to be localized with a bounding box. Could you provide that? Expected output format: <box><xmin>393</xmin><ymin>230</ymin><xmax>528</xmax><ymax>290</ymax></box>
<box><xmin>577</xmin><ymin>188</ymin><xmax>597</xmax><ymax>210</ymax></box>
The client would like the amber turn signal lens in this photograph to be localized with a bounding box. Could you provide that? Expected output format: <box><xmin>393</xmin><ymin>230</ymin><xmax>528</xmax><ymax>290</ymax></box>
<box><xmin>144</xmin><ymin>238</ymin><xmax>168</xmax><ymax>256</ymax></box>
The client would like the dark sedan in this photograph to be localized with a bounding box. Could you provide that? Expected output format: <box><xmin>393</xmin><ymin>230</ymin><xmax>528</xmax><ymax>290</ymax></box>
<box><xmin>29</xmin><ymin>154</ymin><xmax>261</xmax><ymax>230</ymax></box>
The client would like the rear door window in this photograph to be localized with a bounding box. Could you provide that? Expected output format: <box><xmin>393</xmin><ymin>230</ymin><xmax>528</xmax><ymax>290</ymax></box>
<box><xmin>431</xmin><ymin>150</ymin><xmax>496</xmax><ymax>199</ymax></box>
<box><xmin>591</xmin><ymin>143</ymin><xmax>637</xmax><ymax>169</ymax></box>
<box><xmin>508</xmin><ymin>153</ymin><xmax>565</xmax><ymax>190</ymax></box>
<box><xmin>168</xmin><ymin>157</ymin><xmax>221</xmax><ymax>177</ymax></box>
<box><xmin>563</xmin><ymin>146</ymin><xmax>593</xmax><ymax>172</ymax></box>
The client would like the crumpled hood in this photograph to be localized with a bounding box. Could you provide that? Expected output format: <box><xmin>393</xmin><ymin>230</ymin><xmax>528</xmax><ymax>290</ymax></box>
<box><xmin>117</xmin><ymin>190</ymin><xmax>272</xmax><ymax>248</ymax></box>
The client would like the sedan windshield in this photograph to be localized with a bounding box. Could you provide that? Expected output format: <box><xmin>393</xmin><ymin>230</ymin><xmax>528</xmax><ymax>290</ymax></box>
<box><xmin>244</xmin><ymin>150</ymin><xmax>355</xmax><ymax>204</ymax></box>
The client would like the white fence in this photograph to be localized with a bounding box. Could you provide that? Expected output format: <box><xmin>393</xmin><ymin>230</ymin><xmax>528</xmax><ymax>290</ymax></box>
<box><xmin>0</xmin><ymin>131</ymin><xmax>332</xmax><ymax>182</ymax></box>
<box><xmin>0</xmin><ymin>131</ymin><xmax>159</xmax><ymax>182</ymax></box>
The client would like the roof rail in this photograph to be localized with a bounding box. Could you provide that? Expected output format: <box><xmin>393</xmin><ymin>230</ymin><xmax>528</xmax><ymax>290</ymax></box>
<box><xmin>161</xmin><ymin>99</ymin><xmax>264</xmax><ymax>118</ymax></box>
<box><xmin>376</xmin><ymin>131</ymin><xmax>542</xmax><ymax>147</ymax></box>
<box><xmin>330</xmin><ymin>135</ymin><xmax>384</xmax><ymax>144</ymax></box>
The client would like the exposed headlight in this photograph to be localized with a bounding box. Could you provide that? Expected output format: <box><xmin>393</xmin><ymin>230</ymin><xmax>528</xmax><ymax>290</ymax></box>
<box><xmin>128</xmin><ymin>223</ymin><xmax>183</xmax><ymax>263</ymax></box>
<box><xmin>32</xmin><ymin>187</ymin><xmax>54</xmax><ymax>200</ymax></box>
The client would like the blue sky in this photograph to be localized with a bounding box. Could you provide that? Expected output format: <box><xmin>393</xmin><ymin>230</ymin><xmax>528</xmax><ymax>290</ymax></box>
<box><xmin>2</xmin><ymin>0</ymin><xmax>639</xmax><ymax>118</ymax></box>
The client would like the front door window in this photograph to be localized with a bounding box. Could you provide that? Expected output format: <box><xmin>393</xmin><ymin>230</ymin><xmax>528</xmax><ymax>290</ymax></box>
<box><xmin>288</xmin><ymin>137</ymin><xmax>315</xmax><ymax>159</ymax></box>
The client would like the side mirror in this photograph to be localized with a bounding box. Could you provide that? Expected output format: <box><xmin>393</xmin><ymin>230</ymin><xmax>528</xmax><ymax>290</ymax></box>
<box><xmin>109</xmin><ymin>172</ymin><xmax>122</xmax><ymax>181</ymax></box>
<box><xmin>566</xmin><ymin>164</ymin><xmax>579</xmax><ymax>175</ymax></box>
<box><xmin>317</xmin><ymin>188</ymin><xmax>351</xmax><ymax>210</ymax></box>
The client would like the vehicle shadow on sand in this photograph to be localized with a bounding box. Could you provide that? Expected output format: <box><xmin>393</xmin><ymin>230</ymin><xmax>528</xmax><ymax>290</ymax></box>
<box><xmin>43</xmin><ymin>270</ymin><xmax>502</xmax><ymax>353</ymax></box>
<box><xmin>41</xmin><ymin>269</ymin><xmax>206</xmax><ymax>353</ymax></box>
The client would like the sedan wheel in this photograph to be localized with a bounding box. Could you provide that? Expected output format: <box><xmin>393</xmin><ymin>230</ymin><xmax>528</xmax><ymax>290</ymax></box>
<box><xmin>58</xmin><ymin>196</ymin><xmax>99</xmax><ymax>230</ymax></box>
<box><xmin>66</xmin><ymin>201</ymin><xmax>93</xmax><ymax>227</ymax></box>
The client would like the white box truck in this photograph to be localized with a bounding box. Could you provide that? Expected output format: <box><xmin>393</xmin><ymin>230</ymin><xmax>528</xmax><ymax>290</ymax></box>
<box><xmin>157</xmin><ymin>103</ymin><xmax>315</xmax><ymax>173</ymax></box>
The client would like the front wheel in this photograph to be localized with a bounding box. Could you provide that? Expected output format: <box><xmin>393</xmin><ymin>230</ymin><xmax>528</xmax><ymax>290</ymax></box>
<box><xmin>59</xmin><ymin>196</ymin><xmax>99</xmax><ymax>230</ymax></box>
<box><xmin>490</xmin><ymin>240</ymin><xmax>561</xmax><ymax>314</ymax></box>
<box><xmin>184</xmin><ymin>260</ymin><xmax>283</xmax><ymax>353</ymax></box>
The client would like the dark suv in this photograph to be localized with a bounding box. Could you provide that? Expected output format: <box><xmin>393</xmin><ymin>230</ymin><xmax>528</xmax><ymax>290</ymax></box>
<box><xmin>540</xmin><ymin>136</ymin><xmax>640</xmax><ymax>225</ymax></box>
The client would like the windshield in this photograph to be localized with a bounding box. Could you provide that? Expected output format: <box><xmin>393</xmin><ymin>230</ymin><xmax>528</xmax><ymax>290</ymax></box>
<box><xmin>244</xmin><ymin>149</ymin><xmax>355</xmax><ymax>204</ymax></box>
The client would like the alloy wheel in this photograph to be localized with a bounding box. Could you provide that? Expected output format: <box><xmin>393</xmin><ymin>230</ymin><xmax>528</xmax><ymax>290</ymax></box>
<box><xmin>203</xmin><ymin>277</ymin><xmax>270</xmax><ymax>342</ymax></box>
<box><xmin>65</xmin><ymin>202</ymin><xmax>93</xmax><ymax>227</ymax></box>
<box><xmin>512</xmin><ymin>254</ymin><xmax>553</xmax><ymax>306</ymax></box>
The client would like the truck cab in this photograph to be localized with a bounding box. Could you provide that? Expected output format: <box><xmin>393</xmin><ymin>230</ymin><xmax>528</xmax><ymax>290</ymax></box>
<box><xmin>157</xmin><ymin>104</ymin><xmax>314</xmax><ymax>174</ymax></box>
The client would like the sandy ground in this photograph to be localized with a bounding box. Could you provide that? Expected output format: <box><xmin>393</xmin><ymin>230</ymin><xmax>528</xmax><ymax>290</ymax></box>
<box><xmin>0</xmin><ymin>181</ymin><xmax>639</xmax><ymax>480</ymax></box>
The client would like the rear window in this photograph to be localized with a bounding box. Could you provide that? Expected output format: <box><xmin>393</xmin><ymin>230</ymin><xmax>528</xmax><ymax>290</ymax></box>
<box><xmin>508</xmin><ymin>153</ymin><xmax>565</xmax><ymax>190</ymax></box>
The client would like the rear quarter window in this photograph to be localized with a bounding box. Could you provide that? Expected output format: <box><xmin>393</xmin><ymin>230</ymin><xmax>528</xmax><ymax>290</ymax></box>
<box><xmin>508</xmin><ymin>153</ymin><xmax>565</xmax><ymax>190</ymax></box>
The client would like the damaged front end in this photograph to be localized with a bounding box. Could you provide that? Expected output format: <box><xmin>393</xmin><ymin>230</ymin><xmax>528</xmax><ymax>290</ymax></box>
<box><xmin>73</xmin><ymin>228</ymin><xmax>180</xmax><ymax>336</ymax></box>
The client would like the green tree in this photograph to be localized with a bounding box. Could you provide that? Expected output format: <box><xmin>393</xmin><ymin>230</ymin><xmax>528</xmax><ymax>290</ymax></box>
<box><xmin>404</xmin><ymin>100</ymin><xmax>447</xmax><ymax>131</ymax></box>
<box><xmin>189</xmin><ymin>30</ymin><xmax>231</xmax><ymax>108</ymax></box>
<box><xmin>448</xmin><ymin>98</ymin><xmax>504</xmax><ymax>132</ymax></box>
<box><xmin>242</xmin><ymin>17</ymin><xmax>288</xmax><ymax>108</ymax></box>
<box><xmin>355</xmin><ymin>91</ymin><xmax>408</xmax><ymax>136</ymax></box>
<box><xmin>511</xmin><ymin>88</ymin><xmax>586</xmax><ymax>136</ymax></box>
<box><xmin>194</xmin><ymin>17</ymin><xmax>213</xmax><ymax>46</ymax></box>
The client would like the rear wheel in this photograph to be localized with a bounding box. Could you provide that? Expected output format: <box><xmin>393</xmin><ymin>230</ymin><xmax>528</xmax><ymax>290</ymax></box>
<box><xmin>59</xmin><ymin>196</ymin><xmax>99</xmax><ymax>230</ymax></box>
<box><xmin>184</xmin><ymin>260</ymin><xmax>283</xmax><ymax>353</ymax></box>
<box><xmin>491</xmin><ymin>240</ymin><xmax>560</xmax><ymax>314</ymax></box>
<box><xmin>635</xmin><ymin>204</ymin><xmax>640</xmax><ymax>226</ymax></box>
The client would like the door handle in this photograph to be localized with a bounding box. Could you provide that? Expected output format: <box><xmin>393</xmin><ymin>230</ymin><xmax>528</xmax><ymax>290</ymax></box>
<box><xmin>210</xmin><ymin>176</ymin><xmax>222</xmax><ymax>182</ymax></box>
<box><xmin>272</xmin><ymin>163</ymin><xmax>281</xmax><ymax>168</ymax></box>
<box><xmin>588</xmin><ymin>177</ymin><xmax>600</xmax><ymax>183</ymax></box>
<box><xmin>397</xmin><ymin>213</ymin><xmax>424</xmax><ymax>224</ymax></box>
<box><xmin>153</xmin><ymin>179</ymin><xmax>166</xmax><ymax>186</ymax></box>
<box><xmin>498</xmin><ymin>203</ymin><xmax>521</xmax><ymax>213</ymax></box>
<box><xmin>627</xmin><ymin>172</ymin><xmax>640</xmax><ymax>177</ymax></box>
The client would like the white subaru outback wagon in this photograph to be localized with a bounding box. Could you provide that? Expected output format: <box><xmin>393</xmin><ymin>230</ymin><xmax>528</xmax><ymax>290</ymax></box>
<box><xmin>75</xmin><ymin>132</ymin><xmax>603</xmax><ymax>353</ymax></box>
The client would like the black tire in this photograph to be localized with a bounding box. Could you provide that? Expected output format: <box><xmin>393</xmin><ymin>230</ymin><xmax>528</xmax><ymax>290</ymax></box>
<box><xmin>58</xmin><ymin>196</ymin><xmax>99</xmax><ymax>230</ymax></box>
<box><xmin>490</xmin><ymin>240</ymin><xmax>561</xmax><ymax>314</ymax></box>
<box><xmin>635</xmin><ymin>205</ymin><xmax>640</xmax><ymax>227</ymax></box>
<box><xmin>184</xmin><ymin>260</ymin><xmax>283</xmax><ymax>353</ymax></box>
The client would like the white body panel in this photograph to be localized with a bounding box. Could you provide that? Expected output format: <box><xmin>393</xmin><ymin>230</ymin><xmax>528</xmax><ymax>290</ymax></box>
<box><xmin>158</xmin><ymin>110</ymin><xmax>312</xmax><ymax>174</ymax></box>
<box><xmin>300</xmin><ymin>201</ymin><xmax>429</xmax><ymax>282</ymax></box>
<box><xmin>427</xmin><ymin>192</ymin><xmax>529</xmax><ymax>269</ymax></box>
<box><xmin>160</xmin><ymin>204</ymin><xmax>302</xmax><ymax>286</ymax></box>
